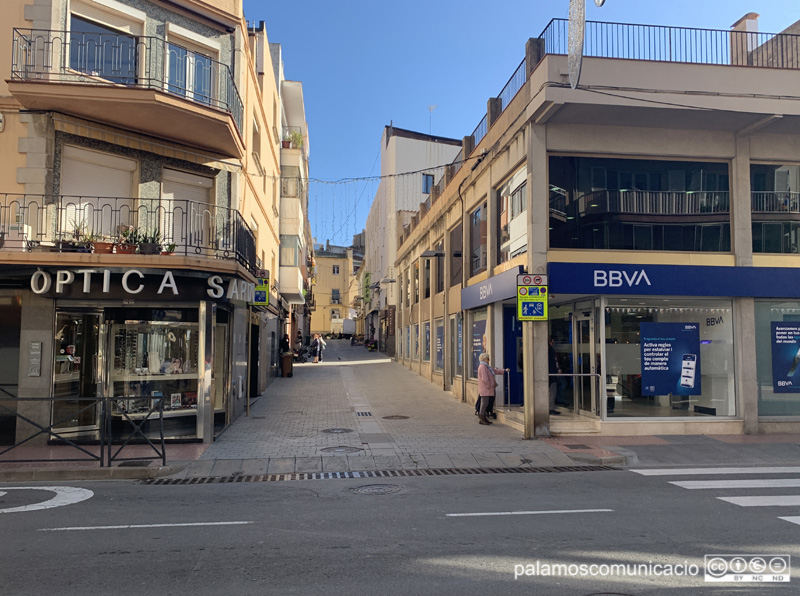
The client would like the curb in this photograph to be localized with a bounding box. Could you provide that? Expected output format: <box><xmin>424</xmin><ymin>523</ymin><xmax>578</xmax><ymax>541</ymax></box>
<box><xmin>0</xmin><ymin>463</ymin><xmax>189</xmax><ymax>483</ymax></box>
<box><xmin>565</xmin><ymin>452</ymin><xmax>627</xmax><ymax>466</ymax></box>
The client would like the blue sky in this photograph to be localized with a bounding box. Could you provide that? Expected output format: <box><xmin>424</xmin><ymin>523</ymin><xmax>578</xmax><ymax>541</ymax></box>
<box><xmin>243</xmin><ymin>0</ymin><xmax>798</xmax><ymax>245</ymax></box>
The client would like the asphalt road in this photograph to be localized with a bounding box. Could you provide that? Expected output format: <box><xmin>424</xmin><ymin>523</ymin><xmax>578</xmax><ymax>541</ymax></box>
<box><xmin>1</xmin><ymin>468</ymin><xmax>798</xmax><ymax>595</ymax></box>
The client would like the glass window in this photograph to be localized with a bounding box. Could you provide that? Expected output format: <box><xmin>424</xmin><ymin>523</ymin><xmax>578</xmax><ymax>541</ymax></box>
<box><xmin>331</xmin><ymin>289</ymin><xmax>340</xmax><ymax>304</ymax></box>
<box><xmin>469</xmin><ymin>308</ymin><xmax>488</xmax><ymax>378</ymax></box>
<box><xmin>332</xmin><ymin>265</ymin><xmax>340</xmax><ymax>274</ymax></box>
<box><xmin>470</xmin><ymin>203</ymin><xmax>488</xmax><ymax>276</ymax></box>
<box><xmin>604</xmin><ymin>299</ymin><xmax>735</xmax><ymax>418</ymax></box>
<box><xmin>423</xmin><ymin>258</ymin><xmax>431</xmax><ymax>299</ymax></box>
<box><xmin>450</xmin><ymin>224</ymin><xmax>462</xmax><ymax>286</ymax></box>
<box><xmin>69</xmin><ymin>15</ymin><xmax>137</xmax><ymax>85</ymax></box>
<box><xmin>498</xmin><ymin>170</ymin><xmax>528</xmax><ymax>264</ymax></box>
<box><xmin>434</xmin><ymin>319</ymin><xmax>444</xmax><ymax>371</ymax></box>
<box><xmin>755</xmin><ymin>300</ymin><xmax>800</xmax><ymax>416</ymax></box>
<box><xmin>422</xmin><ymin>174</ymin><xmax>434</xmax><ymax>194</ymax></box>
<box><xmin>414</xmin><ymin>262</ymin><xmax>419</xmax><ymax>303</ymax></box>
<box><xmin>751</xmin><ymin>164</ymin><xmax>800</xmax><ymax>254</ymax></box>
<box><xmin>423</xmin><ymin>322</ymin><xmax>431</xmax><ymax>362</ymax></box>
<box><xmin>413</xmin><ymin>323</ymin><xmax>420</xmax><ymax>359</ymax></box>
<box><xmin>405</xmin><ymin>326</ymin><xmax>410</xmax><ymax>359</ymax></box>
<box><xmin>549</xmin><ymin>156</ymin><xmax>731</xmax><ymax>252</ymax></box>
<box><xmin>435</xmin><ymin>241</ymin><xmax>444</xmax><ymax>293</ymax></box>
<box><xmin>167</xmin><ymin>42</ymin><xmax>214</xmax><ymax>105</ymax></box>
<box><xmin>279</xmin><ymin>235</ymin><xmax>299</xmax><ymax>267</ymax></box>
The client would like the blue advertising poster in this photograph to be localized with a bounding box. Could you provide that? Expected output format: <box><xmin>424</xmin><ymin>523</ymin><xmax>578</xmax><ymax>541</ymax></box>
<box><xmin>457</xmin><ymin>318</ymin><xmax>463</xmax><ymax>368</ymax></box>
<box><xmin>771</xmin><ymin>322</ymin><xmax>800</xmax><ymax>393</ymax></box>
<box><xmin>435</xmin><ymin>323</ymin><xmax>444</xmax><ymax>369</ymax></box>
<box><xmin>472</xmin><ymin>319</ymin><xmax>486</xmax><ymax>376</ymax></box>
<box><xmin>640</xmin><ymin>322</ymin><xmax>701</xmax><ymax>396</ymax></box>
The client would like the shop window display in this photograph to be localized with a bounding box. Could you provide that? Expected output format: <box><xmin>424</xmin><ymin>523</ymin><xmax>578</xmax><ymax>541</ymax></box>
<box><xmin>604</xmin><ymin>299</ymin><xmax>735</xmax><ymax>418</ymax></box>
<box><xmin>110</xmin><ymin>322</ymin><xmax>199</xmax><ymax>426</ymax></box>
<box><xmin>755</xmin><ymin>300</ymin><xmax>800</xmax><ymax>416</ymax></box>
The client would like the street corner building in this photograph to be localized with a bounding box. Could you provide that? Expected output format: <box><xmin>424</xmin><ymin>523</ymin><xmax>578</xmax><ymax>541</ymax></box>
<box><xmin>393</xmin><ymin>12</ymin><xmax>800</xmax><ymax>439</ymax></box>
<box><xmin>0</xmin><ymin>0</ymin><xmax>314</xmax><ymax>444</ymax></box>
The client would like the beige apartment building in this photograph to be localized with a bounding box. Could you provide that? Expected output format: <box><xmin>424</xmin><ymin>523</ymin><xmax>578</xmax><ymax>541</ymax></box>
<box><xmin>0</xmin><ymin>0</ymin><xmax>296</xmax><ymax>444</ymax></box>
<box><xmin>310</xmin><ymin>241</ymin><xmax>360</xmax><ymax>337</ymax></box>
<box><xmin>396</xmin><ymin>13</ymin><xmax>800</xmax><ymax>438</ymax></box>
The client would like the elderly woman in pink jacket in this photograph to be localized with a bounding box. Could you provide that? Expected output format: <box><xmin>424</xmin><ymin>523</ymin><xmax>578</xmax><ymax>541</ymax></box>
<box><xmin>477</xmin><ymin>353</ymin><xmax>509</xmax><ymax>425</ymax></box>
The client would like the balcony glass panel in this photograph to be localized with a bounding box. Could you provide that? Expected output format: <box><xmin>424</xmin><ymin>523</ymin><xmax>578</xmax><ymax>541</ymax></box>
<box><xmin>549</xmin><ymin>157</ymin><xmax>731</xmax><ymax>252</ymax></box>
<box><xmin>751</xmin><ymin>164</ymin><xmax>800</xmax><ymax>254</ymax></box>
<box><xmin>69</xmin><ymin>15</ymin><xmax>137</xmax><ymax>85</ymax></box>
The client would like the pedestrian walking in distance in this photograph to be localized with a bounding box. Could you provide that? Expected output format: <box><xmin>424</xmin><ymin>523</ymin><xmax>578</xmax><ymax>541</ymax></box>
<box><xmin>477</xmin><ymin>353</ymin><xmax>508</xmax><ymax>426</ymax></box>
<box><xmin>311</xmin><ymin>334</ymin><xmax>320</xmax><ymax>363</ymax></box>
<box><xmin>318</xmin><ymin>334</ymin><xmax>327</xmax><ymax>362</ymax></box>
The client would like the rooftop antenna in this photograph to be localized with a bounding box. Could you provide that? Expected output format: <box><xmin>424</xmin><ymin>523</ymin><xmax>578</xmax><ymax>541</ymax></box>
<box><xmin>428</xmin><ymin>105</ymin><xmax>438</xmax><ymax>134</ymax></box>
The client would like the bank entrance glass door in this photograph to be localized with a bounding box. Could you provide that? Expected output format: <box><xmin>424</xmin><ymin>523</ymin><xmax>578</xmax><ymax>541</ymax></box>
<box><xmin>52</xmin><ymin>311</ymin><xmax>104</xmax><ymax>436</ymax></box>
<box><xmin>572</xmin><ymin>311</ymin><xmax>598</xmax><ymax>417</ymax></box>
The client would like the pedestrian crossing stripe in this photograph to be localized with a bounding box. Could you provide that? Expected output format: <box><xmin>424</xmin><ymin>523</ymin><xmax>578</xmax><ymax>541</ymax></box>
<box><xmin>631</xmin><ymin>466</ymin><xmax>800</xmax><ymax>476</ymax></box>
<box><xmin>670</xmin><ymin>479</ymin><xmax>800</xmax><ymax>490</ymax></box>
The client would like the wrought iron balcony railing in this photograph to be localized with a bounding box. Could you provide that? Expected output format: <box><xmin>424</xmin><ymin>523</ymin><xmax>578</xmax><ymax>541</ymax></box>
<box><xmin>11</xmin><ymin>28</ymin><xmax>243</xmax><ymax>134</ymax></box>
<box><xmin>539</xmin><ymin>18</ymin><xmax>800</xmax><ymax>70</ymax></box>
<box><xmin>0</xmin><ymin>195</ymin><xmax>256</xmax><ymax>272</ymax></box>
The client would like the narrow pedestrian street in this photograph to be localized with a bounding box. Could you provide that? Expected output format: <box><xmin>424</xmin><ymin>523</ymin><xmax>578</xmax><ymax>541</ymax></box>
<box><xmin>176</xmin><ymin>340</ymin><xmax>574</xmax><ymax>478</ymax></box>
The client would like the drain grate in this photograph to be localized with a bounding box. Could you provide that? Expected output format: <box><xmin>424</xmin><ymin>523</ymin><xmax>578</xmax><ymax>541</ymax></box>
<box><xmin>351</xmin><ymin>484</ymin><xmax>403</xmax><ymax>495</ymax></box>
<box><xmin>356</xmin><ymin>412</ymin><xmax>372</xmax><ymax>417</ymax></box>
<box><xmin>382</xmin><ymin>415</ymin><xmax>409</xmax><ymax>420</ymax></box>
<box><xmin>143</xmin><ymin>465</ymin><xmax>618</xmax><ymax>485</ymax></box>
<box><xmin>320</xmin><ymin>446</ymin><xmax>363</xmax><ymax>453</ymax></box>
<box><xmin>322</xmin><ymin>428</ymin><xmax>353</xmax><ymax>434</ymax></box>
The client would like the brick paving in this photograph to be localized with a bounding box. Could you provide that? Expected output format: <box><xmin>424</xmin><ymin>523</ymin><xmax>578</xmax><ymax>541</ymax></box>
<box><xmin>175</xmin><ymin>340</ymin><xmax>576</xmax><ymax>477</ymax></box>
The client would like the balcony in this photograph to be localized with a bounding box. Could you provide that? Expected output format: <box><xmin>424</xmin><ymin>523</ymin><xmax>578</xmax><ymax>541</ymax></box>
<box><xmin>576</xmin><ymin>190</ymin><xmax>730</xmax><ymax>217</ymax></box>
<box><xmin>0</xmin><ymin>194</ymin><xmax>256</xmax><ymax>272</ymax></box>
<box><xmin>8</xmin><ymin>29</ymin><xmax>244</xmax><ymax>158</ymax></box>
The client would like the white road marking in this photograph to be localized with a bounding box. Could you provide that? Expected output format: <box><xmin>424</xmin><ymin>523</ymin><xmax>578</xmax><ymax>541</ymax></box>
<box><xmin>717</xmin><ymin>496</ymin><xmax>800</xmax><ymax>507</ymax></box>
<box><xmin>38</xmin><ymin>521</ymin><xmax>254</xmax><ymax>532</ymax></box>
<box><xmin>671</xmin><ymin>479</ymin><xmax>800</xmax><ymax>490</ymax></box>
<box><xmin>631</xmin><ymin>467</ymin><xmax>800</xmax><ymax>476</ymax></box>
<box><xmin>0</xmin><ymin>487</ymin><xmax>93</xmax><ymax>514</ymax></box>
<box><xmin>778</xmin><ymin>516</ymin><xmax>800</xmax><ymax>527</ymax></box>
<box><xmin>446</xmin><ymin>509</ymin><xmax>613</xmax><ymax>517</ymax></box>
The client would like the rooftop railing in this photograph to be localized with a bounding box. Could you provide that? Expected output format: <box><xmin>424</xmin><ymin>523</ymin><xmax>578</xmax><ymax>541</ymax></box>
<box><xmin>539</xmin><ymin>18</ymin><xmax>800</xmax><ymax>69</ymax></box>
<box><xmin>0</xmin><ymin>194</ymin><xmax>257</xmax><ymax>272</ymax></box>
<box><xmin>11</xmin><ymin>28</ymin><xmax>244</xmax><ymax>133</ymax></box>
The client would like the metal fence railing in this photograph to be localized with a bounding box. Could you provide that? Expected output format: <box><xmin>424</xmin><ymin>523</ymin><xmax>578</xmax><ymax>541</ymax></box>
<box><xmin>11</xmin><ymin>28</ymin><xmax>244</xmax><ymax>133</ymax></box>
<box><xmin>0</xmin><ymin>396</ymin><xmax>165</xmax><ymax>467</ymax></box>
<box><xmin>752</xmin><ymin>191</ymin><xmax>800</xmax><ymax>213</ymax></box>
<box><xmin>499</xmin><ymin>58</ymin><xmax>527</xmax><ymax>111</ymax></box>
<box><xmin>0</xmin><ymin>194</ymin><xmax>257</xmax><ymax>272</ymax></box>
<box><xmin>577</xmin><ymin>190</ymin><xmax>730</xmax><ymax>216</ymax></box>
<box><xmin>539</xmin><ymin>18</ymin><xmax>800</xmax><ymax>69</ymax></box>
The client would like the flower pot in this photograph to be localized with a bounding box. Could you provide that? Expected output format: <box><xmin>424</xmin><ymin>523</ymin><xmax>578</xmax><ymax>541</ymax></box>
<box><xmin>281</xmin><ymin>140</ymin><xmax>290</xmax><ymax>148</ymax></box>
<box><xmin>92</xmin><ymin>241</ymin><xmax>115</xmax><ymax>254</ymax></box>
<box><xmin>116</xmin><ymin>243</ymin><xmax>137</xmax><ymax>254</ymax></box>
<box><xmin>138</xmin><ymin>242</ymin><xmax>160</xmax><ymax>255</ymax></box>
<box><xmin>160</xmin><ymin>251</ymin><xmax>174</xmax><ymax>256</ymax></box>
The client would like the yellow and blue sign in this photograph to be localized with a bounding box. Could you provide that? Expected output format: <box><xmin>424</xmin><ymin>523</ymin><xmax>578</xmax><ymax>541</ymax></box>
<box><xmin>517</xmin><ymin>274</ymin><xmax>548</xmax><ymax>321</ymax></box>
<box><xmin>253</xmin><ymin>277</ymin><xmax>270</xmax><ymax>306</ymax></box>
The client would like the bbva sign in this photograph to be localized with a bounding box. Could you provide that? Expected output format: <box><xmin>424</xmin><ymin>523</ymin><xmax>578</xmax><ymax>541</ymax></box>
<box><xmin>593</xmin><ymin>269</ymin><xmax>652</xmax><ymax>288</ymax></box>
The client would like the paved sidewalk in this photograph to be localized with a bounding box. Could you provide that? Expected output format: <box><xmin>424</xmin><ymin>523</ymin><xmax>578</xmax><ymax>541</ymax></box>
<box><xmin>170</xmin><ymin>340</ymin><xmax>576</xmax><ymax>479</ymax></box>
<box><xmin>2</xmin><ymin>339</ymin><xmax>800</xmax><ymax>481</ymax></box>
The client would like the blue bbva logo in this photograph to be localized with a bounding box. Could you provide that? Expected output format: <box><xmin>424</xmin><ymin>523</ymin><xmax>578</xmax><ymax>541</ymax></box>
<box><xmin>593</xmin><ymin>269</ymin><xmax>652</xmax><ymax>288</ymax></box>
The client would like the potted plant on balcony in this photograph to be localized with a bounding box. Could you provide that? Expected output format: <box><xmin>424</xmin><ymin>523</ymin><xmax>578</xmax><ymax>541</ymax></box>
<box><xmin>91</xmin><ymin>234</ymin><xmax>115</xmax><ymax>254</ymax></box>
<box><xmin>289</xmin><ymin>130</ymin><xmax>303</xmax><ymax>149</ymax></box>
<box><xmin>116</xmin><ymin>225</ymin><xmax>139</xmax><ymax>254</ymax></box>
<box><xmin>281</xmin><ymin>135</ymin><xmax>291</xmax><ymax>149</ymax></box>
<box><xmin>138</xmin><ymin>229</ymin><xmax>162</xmax><ymax>255</ymax></box>
<box><xmin>161</xmin><ymin>242</ymin><xmax>176</xmax><ymax>256</ymax></box>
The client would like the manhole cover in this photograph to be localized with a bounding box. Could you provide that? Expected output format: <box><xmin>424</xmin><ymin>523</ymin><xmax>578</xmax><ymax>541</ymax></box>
<box><xmin>382</xmin><ymin>415</ymin><xmax>409</xmax><ymax>420</ymax></box>
<box><xmin>351</xmin><ymin>484</ymin><xmax>403</xmax><ymax>495</ymax></box>
<box><xmin>320</xmin><ymin>446</ymin><xmax>363</xmax><ymax>453</ymax></box>
<box><xmin>322</xmin><ymin>428</ymin><xmax>353</xmax><ymax>434</ymax></box>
